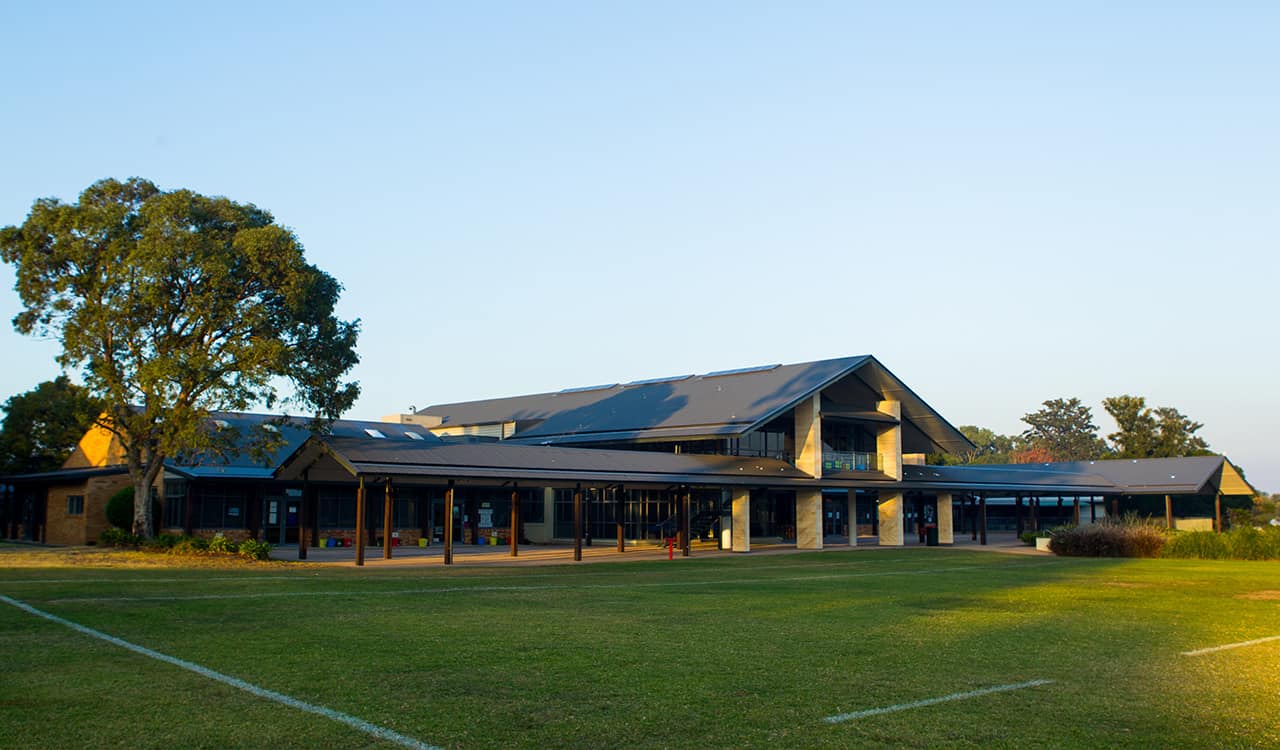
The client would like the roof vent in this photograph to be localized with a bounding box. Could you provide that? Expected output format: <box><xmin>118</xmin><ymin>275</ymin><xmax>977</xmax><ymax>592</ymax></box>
<box><xmin>701</xmin><ymin>364</ymin><xmax>781</xmax><ymax>379</ymax></box>
<box><xmin>624</xmin><ymin>374</ymin><xmax>692</xmax><ymax>387</ymax></box>
<box><xmin>364</xmin><ymin>428</ymin><xmax>386</xmax><ymax>439</ymax></box>
<box><xmin>558</xmin><ymin>383</ymin><xmax>617</xmax><ymax>394</ymax></box>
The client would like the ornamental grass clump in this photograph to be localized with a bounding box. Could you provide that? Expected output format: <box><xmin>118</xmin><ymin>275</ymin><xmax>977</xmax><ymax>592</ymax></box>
<box><xmin>1161</xmin><ymin>526</ymin><xmax>1280</xmax><ymax>560</ymax></box>
<box><xmin>1049</xmin><ymin>515</ymin><xmax>1167</xmax><ymax>558</ymax></box>
<box><xmin>1161</xmin><ymin>530</ymin><xmax>1228</xmax><ymax>559</ymax></box>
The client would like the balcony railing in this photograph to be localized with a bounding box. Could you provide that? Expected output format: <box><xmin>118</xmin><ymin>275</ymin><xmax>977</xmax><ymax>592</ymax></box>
<box><xmin>822</xmin><ymin>450</ymin><xmax>879</xmax><ymax>472</ymax></box>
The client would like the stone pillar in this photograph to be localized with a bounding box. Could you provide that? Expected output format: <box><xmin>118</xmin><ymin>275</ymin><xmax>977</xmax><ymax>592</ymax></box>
<box><xmin>845</xmin><ymin>489</ymin><xmax>857</xmax><ymax>547</ymax></box>
<box><xmin>875</xmin><ymin>400</ymin><xmax>902</xmax><ymax>480</ymax></box>
<box><xmin>878</xmin><ymin>492</ymin><xmax>904</xmax><ymax>546</ymax></box>
<box><xmin>794</xmin><ymin>394</ymin><xmax>822</xmax><ymax>478</ymax></box>
<box><xmin>796</xmin><ymin>490</ymin><xmax>823</xmax><ymax>550</ymax></box>
<box><xmin>937</xmin><ymin>492</ymin><xmax>953</xmax><ymax>544</ymax></box>
<box><xmin>731</xmin><ymin>488</ymin><xmax>751</xmax><ymax>553</ymax></box>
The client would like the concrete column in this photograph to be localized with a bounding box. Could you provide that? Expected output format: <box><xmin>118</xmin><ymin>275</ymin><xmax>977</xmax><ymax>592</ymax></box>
<box><xmin>845</xmin><ymin>489</ymin><xmax>857</xmax><ymax>547</ymax></box>
<box><xmin>796</xmin><ymin>489</ymin><xmax>823</xmax><ymax>550</ymax></box>
<box><xmin>878</xmin><ymin>492</ymin><xmax>904</xmax><ymax>546</ymax></box>
<box><xmin>937</xmin><ymin>492</ymin><xmax>953</xmax><ymax>544</ymax></box>
<box><xmin>794</xmin><ymin>394</ymin><xmax>822</xmax><ymax>478</ymax></box>
<box><xmin>875</xmin><ymin>400</ymin><xmax>902</xmax><ymax>480</ymax></box>
<box><xmin>731</xmin><ymin>488</ymin><xmax>750</xmax><ymax>553</ymax></box>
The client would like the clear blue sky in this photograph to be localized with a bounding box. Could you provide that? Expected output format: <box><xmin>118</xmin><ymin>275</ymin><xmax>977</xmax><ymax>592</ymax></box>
<box><xmin>2</xmin><ymin>2</ymin><xmax>1277</xmax><ymax>490</ymax></box>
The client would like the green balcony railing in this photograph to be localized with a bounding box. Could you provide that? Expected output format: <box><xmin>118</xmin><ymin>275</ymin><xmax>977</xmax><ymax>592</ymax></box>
<box><xmin>822</xmin><ymin>450</ymin><xmax>879</xmax><ymax>472</ymax></box>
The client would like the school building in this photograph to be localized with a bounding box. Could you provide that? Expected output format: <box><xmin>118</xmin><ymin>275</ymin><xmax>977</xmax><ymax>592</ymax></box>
<box><xmin>0</xmin><ymin>355</ymin><xmax>1256</xmax><ymax>563</ymax></box>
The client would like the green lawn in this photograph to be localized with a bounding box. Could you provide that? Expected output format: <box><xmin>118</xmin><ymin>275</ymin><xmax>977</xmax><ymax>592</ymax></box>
<box><xmin>1</xmin><ymin>544</ymin><xmax>1278</xmax><ymax>749</ymax></box>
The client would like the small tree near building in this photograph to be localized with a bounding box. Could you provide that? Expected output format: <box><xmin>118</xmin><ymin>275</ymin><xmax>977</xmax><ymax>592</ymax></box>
<box><xmin>1</xmin><ymin>178</ymin><xmax>360</xmax><ymax>537</ymax></box>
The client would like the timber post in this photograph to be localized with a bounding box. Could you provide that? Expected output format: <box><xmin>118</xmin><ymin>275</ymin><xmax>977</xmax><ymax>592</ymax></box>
<box><xmin>615</xmin><ymin>485</ymin><xmax>625</xmax><ymax>553</ymax></box>
<box><xmin>573</xmin><ymin>483</ymin><xmax>583</xmax><ymax>562</ymax></box>
<box><xmin>510</xmin><ymin>483</ymin><xmax>519</xmax><ymax>558</ymax></box>
<box><xmin>979</xmin><ymin>493</ymin><xmax>988</xmax><ymax>546</ymax></box>
<box><xmin>443</xmin><ymin>481</ymin><xmax>455</xmax><ymax>565</ymax></box>
<box><xmin>383</xmin><ymin>478</ymin><xmax>394</xmax><ymax>560</ymax></box>
<box><xmin>355</xmin><ymin>475</ymin><xmax>366</xmax><ymax>567</ymax></box>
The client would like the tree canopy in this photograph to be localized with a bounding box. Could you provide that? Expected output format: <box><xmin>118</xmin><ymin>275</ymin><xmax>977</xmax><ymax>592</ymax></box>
<box><xmin>1020</xmin><ymin>397</ymin><xmax>1108</xmax><ymax>462</ymax></box>
<box><xmin>1103</xmin><ymin>395</ymin><xmax>1210</xmax><ymax>458</ymax></box>
<box><xmin>0</xmin><ymin>376</ymin><xmax>102</xmax><ymax>474</ymax></box>
<box><xmin>0</xmin><ymin>178</ymin><xmax>360</xmax><ymax>535</ymax></box>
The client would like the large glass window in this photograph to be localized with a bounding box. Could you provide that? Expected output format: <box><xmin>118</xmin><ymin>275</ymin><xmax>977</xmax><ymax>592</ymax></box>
<box><xmin>195</xmin><ymin>486</ymin><xmax>247</xmax><ymax>529</ymax></box>
<box><xmin>318</xmin><ymin>487</ymin><xmax>356</xmax><ymax>529</ymax></box>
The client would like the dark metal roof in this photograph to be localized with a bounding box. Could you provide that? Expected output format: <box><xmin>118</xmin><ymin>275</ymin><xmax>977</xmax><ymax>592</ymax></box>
<box><xmin>421</xmin><ymin>356</ymin><xmax>868</xmax><ymax>437</ymax></box>
<box><xmin>975</xmin><ymin>456</ymin><xmax>1253</xmax><ymax>496</ymax></box>
<box><xmin>276</xmin><ymin>436</ymin><xmax>813</xmax><ymax>487</ymax></box>
<box><xmin>419</xmin><ymin>355</ymin><xmax>974</xmax><ymax>455</ymax></box>
<box><xmin>2</xmin><ymin>465</ymin><xmax>130</xmax><ymax>483</ymax></box>
<box><xmin>900</xmin><ymin>464</ymin><xmax>1114</xmax><ymax>493</ymax></box>
<box><xmin>165</xmin><ymin>412</ymin><xmax>443</xmax><ymax>479</ymax></box>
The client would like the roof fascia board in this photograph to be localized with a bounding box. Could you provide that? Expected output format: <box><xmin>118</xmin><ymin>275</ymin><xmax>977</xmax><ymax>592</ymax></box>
<box><xmin>740</xmin><ymin>356</ymin><xmax>870</xmax><ymax>436</ymax></box>
<box><xmin>855</xmin><ymin>357</ymin><xmax>975</xmax><ymax>453</ymax></box>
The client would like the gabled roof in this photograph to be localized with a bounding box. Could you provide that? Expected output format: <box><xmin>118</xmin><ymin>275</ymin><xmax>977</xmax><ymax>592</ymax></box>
<box><xmin>977</xmin><ymin>456</ymin><xmax>1255</xmax><ymax>496</ymax></box>
<box><xmin>420</xmin><ymin>356</ymin><xmax>974</xmax><ymax>454</ymax></box>
<box><xmin>275</xmin><ymin>435</ymin><xmax>813</xmax><ymax>487</ymax></box>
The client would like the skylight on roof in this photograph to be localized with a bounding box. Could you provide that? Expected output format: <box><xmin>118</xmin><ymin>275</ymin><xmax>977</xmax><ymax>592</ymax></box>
<box><xmin>212</xmin><ymin>419</ymin><xmax>231</xmax><ymax>429</ymax></box>
<box><xmin>405</xmin><ymin>431</ymin><xmax>424</xmax><ymax>440</ymax></box>
<box><xmin>364</xmin><ymin>428</ymin><xmax>386</xmax><ymax>439</ymax></box>
<box><xmin>700</xmin><ymin>364</ymin><xmax>780</xmax><ymax>378</ymax></box>
<box><xmin>262</xmin><ymin>424</ymin><xmax>280</xmax><ymax>433</ymax></box>
<box><xmin>624</xmin><ymin>374</ymin><xmax>692</xmax><ymax>387</ymax></box>
<box><xmin>558</xmin><ymin>383</ymin><xmax>617</xmax><ymax>394</ymax></box>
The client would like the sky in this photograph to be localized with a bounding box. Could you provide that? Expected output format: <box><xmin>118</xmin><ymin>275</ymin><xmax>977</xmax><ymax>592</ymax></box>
<box><xmin>1</xmin><ymin>2</ymin><xmax>1277</xmax><ymax>490</ymax></box>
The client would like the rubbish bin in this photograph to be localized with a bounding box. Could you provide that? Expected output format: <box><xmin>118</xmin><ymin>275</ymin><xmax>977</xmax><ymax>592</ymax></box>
<box><xmin>925</xmin><ymin>523</ymin><xmax>939</xmax><ymax>547</ymax></box>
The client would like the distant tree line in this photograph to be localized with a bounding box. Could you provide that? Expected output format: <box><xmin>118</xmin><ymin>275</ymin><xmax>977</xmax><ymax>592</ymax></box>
<box><xmin>931</xmin><ymin>395</ymin><xmax>1213</xmax><ymax>466</ymax></box>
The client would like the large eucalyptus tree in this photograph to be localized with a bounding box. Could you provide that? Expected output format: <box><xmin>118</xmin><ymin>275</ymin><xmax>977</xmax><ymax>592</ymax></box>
<box><xmin>1</xmin><ymin>178</ymin><xmax>360</xmax><ymax>536</ymax></box>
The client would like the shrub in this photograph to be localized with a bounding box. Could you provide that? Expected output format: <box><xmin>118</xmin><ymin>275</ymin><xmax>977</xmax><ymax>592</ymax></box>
<box><xmin>1050</xmin><ymin>519</ymin><xmax>1167</xmax><ymax>558</ymax></box>
<box><xmin>238</xmin><ymin>538</ymin><xmax>272</xmax><ymax>561</ymax></box>
<box><xmin>170</xmin><ymin>537</ymin><xmax>210</xmax><ymax>555</ymax></box>
<box><xmin>104</xmin><ymin>486</ymin><xmax>163</xmax><ymax>533</ymax></box>
<box><xmin>1224</xmin><ymin>526</ymin><xmax>1280</xmax><ymax>560</ymax></box>
<box><xmin>143</xmin><ymin>533</ymin><xmax>183</xmax><ymax>551</ymax></box>
<box><xmin>1162</xmin><ymin>531</ymin><xmax>1228</xmax><ymax>559</ymax></box>
<box><xmin>207</xmin><ymin>534</ymin><xmax>239</xmax><ymax>554</ymax></box>
<box><xmin>1019</xmin><ymin>531</ymin><xmax>1037</xmax><ymax>546</ymax></box>
<box><xmin>105</xmin><ymin>487</ymin><xmax>134</xmax><ymax>530</ymax></box>
<box><xmin>98</xmin><ymin>527</ymin><xmax>141</xmax><ymax>547</ymax></box>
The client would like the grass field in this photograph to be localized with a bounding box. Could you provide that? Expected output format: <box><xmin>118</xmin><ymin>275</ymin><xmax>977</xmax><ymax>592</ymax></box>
<box><xmin>2</xmin><ymin>543</ymin><xmax>1278</xmax><ymax>749</ymax></box>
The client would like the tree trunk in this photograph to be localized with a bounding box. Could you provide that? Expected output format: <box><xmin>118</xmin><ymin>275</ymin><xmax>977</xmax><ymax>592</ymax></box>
<box><xmin>131</xmin><ymin>457</ymin><xmax>164</xmax><ymax>539</ymax></box>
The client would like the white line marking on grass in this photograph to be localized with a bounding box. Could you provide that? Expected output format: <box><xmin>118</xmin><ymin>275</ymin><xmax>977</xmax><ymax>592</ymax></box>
<box><xmin>1181</xmin><ymin>635</ymin><xmax>1280</xmax><ymax>657</ymax></box>
<box><xmin>46</xmin><ymin>565</ymin><xmax>994</xmax><ymax>603</ymax></box>
<box><xmin>823</xmin><ymin>679</ymin><xmax>1055</xmax><ymax>723</ymax></box>
<box><xmin>0</xmin><ymin>594</ymin><xmax>441</xmax><ymax>750</ymax></box>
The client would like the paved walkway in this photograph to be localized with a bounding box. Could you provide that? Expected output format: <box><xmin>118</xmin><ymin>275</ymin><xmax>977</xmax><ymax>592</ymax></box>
<box><xmin>272</xmin><ymin>532</ymin><xmax>1041</xmax><ymax>567</ymax></box>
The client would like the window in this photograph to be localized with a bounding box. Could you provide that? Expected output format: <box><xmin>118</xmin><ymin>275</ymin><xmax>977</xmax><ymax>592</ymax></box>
<box><xmin>66</xmin><ymin>495</ymin><xmax>84</xmax><ymax>515</ymax></box>
<box><xmin>195</xmin><ymin>486</ymin><xmax>247</xmax><ymax>529</ymax></box>
<box><xmin>318</xmin><ymin>488</ymin><xmax>356</xmax><ymax>529</ymax></box>
<box><xmin>404</xmin><ymin>431</ymin><xmax>424</xmax><ymax>440</ymax></box>
<box><xmin>164</xmin><ymin>479</ymin><xmax>187</xmax><ymax>528</ymax></box>
<box><xmin>364</xmin><ymin>428</ymin><xmax>386</xmax><ymax>439</ymax></box>
<box><xmin>521</xmin><ymin>490</ymin><xmax>545</xmax><ymax>523</ymax></box>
